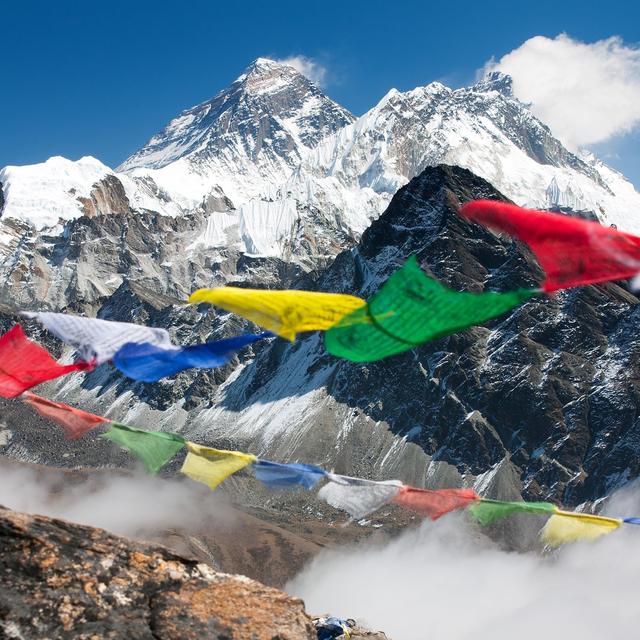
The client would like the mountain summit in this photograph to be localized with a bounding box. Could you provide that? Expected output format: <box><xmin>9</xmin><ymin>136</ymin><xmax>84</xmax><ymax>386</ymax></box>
<box><xmin>118</xmin><ymin>58</ymin><xmax>354</xmax><ymax>209</ymax></box>
<box><xmin>2</xmin><ymin>60</ymin><xmax>640</xmax><ymax>265</ymax></box>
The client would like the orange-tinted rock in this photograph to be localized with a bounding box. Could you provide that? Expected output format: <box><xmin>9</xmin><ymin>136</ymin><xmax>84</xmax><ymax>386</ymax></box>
<box><xmin>0</xmin><ymin>505</ymin><xmax>315</xmax><ymax>639</ymax></box>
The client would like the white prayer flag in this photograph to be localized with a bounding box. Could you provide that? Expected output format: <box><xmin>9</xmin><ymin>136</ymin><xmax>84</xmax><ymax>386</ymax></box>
<box><xmin>23</xmin><ymin>312</ymin><xmax>175</xmax><ymax>364</ymax></box>
<box><xmin>318</xmin><ymin>472</ymin><xmax>402</xmax><ymax>521</ymax></box>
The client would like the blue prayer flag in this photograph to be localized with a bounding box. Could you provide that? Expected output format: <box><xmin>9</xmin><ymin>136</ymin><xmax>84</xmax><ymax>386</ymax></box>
<box><xmin>112</xmin><ymin>332</ymin><xmax>273</xmax><ymax>382</ymax></box>
<box><xmin>253</xmin><ymin>459</ymin><xmax>326</xmax><ymax>490</ymax></box>
<box><xmin>623</xmin><ymin>517</ymin><xmax>640</xmax><ymax>525</ymax></box>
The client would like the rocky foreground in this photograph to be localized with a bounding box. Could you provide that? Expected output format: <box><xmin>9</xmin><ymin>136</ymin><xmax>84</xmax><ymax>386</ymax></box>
<box><xmin>0</xmin><ymin>505</ymin><xmax>387</xmax><ymax>639</ymax></box>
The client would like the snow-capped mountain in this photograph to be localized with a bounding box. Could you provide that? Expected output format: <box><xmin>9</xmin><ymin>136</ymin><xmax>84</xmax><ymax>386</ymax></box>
<box><xmin>0</xmin><ymin>155</ymin><xmax>182</xmax><ymax>231</ymax></box>
<box><xmin>302</xmin><ymin>70</ymin><xmax>640</xmax><ymax>232</ymax></box>
<box><xmin>3</xmin><ymin>57</ymin><xmax>640</xmax><ymax>272</ymax></box>
<box><xmin>119</xmin><ymin>58</ymin><xmax>354</xmax><ymax>189</ymax></box>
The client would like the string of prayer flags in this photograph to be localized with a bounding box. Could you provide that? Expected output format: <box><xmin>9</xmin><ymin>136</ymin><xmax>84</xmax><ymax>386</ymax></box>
<box><xmin>10</xmin><ymin>387</ymin><xmax>640</xmax><ymax>548</ymax></box>
<box><xmin>393</xmin><ymin>486</ymin><xmax>480</xmax><ymax>520</ymax></box>
<box><xmin>317</xmin><ymin>473</ymin><xmax>403</xmax><ymax>521</ymax></box>
<box><xmin>325</xmin><ymin>256</ymin><xmax>537</xmax><ymax>362</ymax></box>
<box><xmin>253</xmin><ymin>459</ymin><xmax>327</xmax><ymax>489</ymax></box>
<box><xmin>188</xmin><ymin>286</ymin><xmax>366</xmax><ymax>341</ymax></box>
<box><xmin>469</xmin><ymin>498</ymin><xmax>556</xmax><ymax>526</ymax></box>
<box><xmin>459</xmin><ymin>200</ymin><xmax>640</xmax><ymax>292</ymax></box>
<box><xmin>540</xmin><ymin>510</ymin><xmax>622</xmax><ymax>547</ymax></box>
<box><xmin>101</xmin><ymin>423</ymin><xmax>186</xmax><ymax>474</ymax></box>
<box><xmin>23</xmin><ymin>312</ymin><xmax>174</xmax><ymax>364</ymax></box>
<box><xmin>181</xmin><ymin>442</ymin><xmax>257</xmax><ymax>490</ymax></box>
<box><xmin>112</xmin><ymin>332</ymin><xmax>273</xmax><ymax>382</ymax></box>
<box><xmin>0</xmin><ymin>325</ymin><xmax>93</xmax><ymax>398</ymax></box>
<box><xmin>22</xmin><ymin>391</ymin><xmax>109</xmax><ymax>439</ymax></box>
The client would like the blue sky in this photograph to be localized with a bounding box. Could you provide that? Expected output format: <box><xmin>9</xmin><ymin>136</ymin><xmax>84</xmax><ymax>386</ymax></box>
<box><xmin>2</xmin><ymin>0</ymin><xmax>639</xmax><ymax>184</ymax></box>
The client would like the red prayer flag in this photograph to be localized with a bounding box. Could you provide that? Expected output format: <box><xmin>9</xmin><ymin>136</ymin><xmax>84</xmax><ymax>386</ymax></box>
<box><xmin>392</xmin><ymin>486</ymin><xmax>480</xmax><ymax>520</ymax></box>
<box><xmin>22</xmin><ymin>392</ymin><xmax>108</xmax><ymax>439</ymax></box>
<box><xmin>0</xmin><ymin>325</ymin><xmax>93</xmax><ymax>398</ymax></box>
<box><xmin>459</xmin><ymin>200</ymin><xmax>640</xmax><ymax>292</ymax></box>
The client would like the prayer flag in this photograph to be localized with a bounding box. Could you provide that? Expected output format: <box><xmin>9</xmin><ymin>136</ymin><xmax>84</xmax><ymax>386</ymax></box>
<box><xmin>22</xmin><ymin>391</ymin><xmax>108</xmax><ymax>439</ymax></box>
<box><xmin>393</xmin><ymin>486</ymin><xmax>480</xmax><ymax>520</ymax></box>
<box><xmin>187</xmin><ymin>287</ymin><xmax>366</xmax><ymax>341</ymax></box>
<box><xmin>253</xmin><ymin>459</ymin><xmax>327</xmax><ymax>489</ymax></box>
<box><xmin>317</xmin><ymin>473</ymin><xmax>402</xmax><ymax>521</ymax></box>
<box><xmin>23</xmin><ymin>312</ymin><xmax>174</xmax><ymax>364</ymax></box>
<box><xmin>112</xmin><ymin>332</ymin><xmax>273</xmax><ymax>382</ymax></box>
<box><xmin>623</xmin><ymin>517</ymin><xmax>640</xmax><ymax>525</ymax></box>
<box><xmin>325</xmin><ymin>256</ymin><xmax>537</xmax><ymax>362</ymax></box>
<box><xmin>180</xmin><ymin>442</ymin><xmax>256</xmax><ymax>490</ymax></box>
<box><xmin>541</xmin><ymin>510</ymin><xmax>622</xmax><ymax>546</ymax></box>
<box><xmin>101</xmin><ymin>423</ymin><xmax>185</xmax><ymax>474</ymax></box>
<box><xmin>0</xmin><ymin>325</ymin><xmax>93</xmax><ymax>398</ymax></box>
<box><xmin>469</xmin><ymin>499</ymin><xmax>556</xmax><ymax>526</ymax></box>
<box><xmin>459</xmin><ymin>200</ymin><xmax>640</xmax><ymax>291</ymax></box>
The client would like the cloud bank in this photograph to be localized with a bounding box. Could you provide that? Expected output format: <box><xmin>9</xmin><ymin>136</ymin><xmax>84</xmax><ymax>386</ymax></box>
<box><xmin>486</xmin><ymin>34</ymin><xmax>640</xmax><ymax>149</ymax></box>
<box><xmin>275</xmin><ymin>55</ymin><xmax>327</xmax><ymax>86</ymax></box>
<box><xmin>0</xmin><ymin>462</ymin><xmax>234</xmax><ymax>538</ymax></box>
<box><xmin>288</xmin><ymin>486</ymin><xmax>640</xmax><ymax>640</ymax></box>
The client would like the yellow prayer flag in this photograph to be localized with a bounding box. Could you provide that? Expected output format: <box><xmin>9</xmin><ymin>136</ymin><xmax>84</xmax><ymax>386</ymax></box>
<box><xmin>180</xmin><ymin>442</ymin><xmax>257</xmax><ymax>490</ymax></box>
<box><xmin>541</xmin><ymin>509</ymin><xmax>622</xmax><ymax>547</ymax></box>
<box><xmin>187</xmin><ymin>287</ymin><xmax>366</xmax><ymax>341</ymax></box>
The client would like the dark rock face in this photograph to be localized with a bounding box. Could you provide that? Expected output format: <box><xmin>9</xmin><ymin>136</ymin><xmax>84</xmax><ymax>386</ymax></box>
<box><xmin>0</xmin><ymin>206</ymin><xmax>310</xmax><ymax>311</ymax></box>
<box><xmin>0</xmin><ymin>505</ymin><xmax>316</xmax><ymax>639</ymax></box>
<box><xmin>217</xmin><ymin>165</ymin><xmax>640</xmax><ymax>505</ymax></box>
<box><xmin>76</xmin><ymin>175</ymin><xmax>133</xmax><ymax>218</ymax></box>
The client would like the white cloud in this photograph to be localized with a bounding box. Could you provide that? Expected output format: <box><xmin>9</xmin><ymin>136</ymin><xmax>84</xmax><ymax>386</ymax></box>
<box><xmin>485</xmin><ymin>34</ymin><xmax>640</xmax><ymax>149</ymax></box>
<box><xmin>288</xmin><ymin>485</ymin><xmax>640</xmax><ymax>639</ymax></box>
<box><xmin>275</xmin><ymin>55</ymin><xmax>327</xmax><ymax>86</ymax></box>
<box><xmin>0</xmin><ymin>462</ymin><xmax>235</xmax><ymax>539</ymax></box>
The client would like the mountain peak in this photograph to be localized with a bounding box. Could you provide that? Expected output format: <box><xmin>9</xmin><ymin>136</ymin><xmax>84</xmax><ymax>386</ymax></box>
<box><xmin>118</xmin><ymin>56</ymin><xmax>353</xmax><ymax>183</ymax></box>
<box><xmin>473</xmin><ymin>71</ymin><xmax>513</xmax><ymax>96</ymax></box>
<box><xmin>234</xmin><ymin>57</ymin><xmax>301</xmax><ymax>90</ymax></box>
<box><xmin>252</xmin><ymin>56</ymin><xmax>280</xmax><ymax>67</ymax></box>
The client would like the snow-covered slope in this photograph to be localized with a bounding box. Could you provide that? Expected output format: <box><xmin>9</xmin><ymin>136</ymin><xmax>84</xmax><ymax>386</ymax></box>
<box><xmin>0</xmin><ymin>156</ymin><xmax>182</xmax><ymax>231</ymax></box>
<box><xmin>2</xmin><ymin>60</ymin><xmax>640</xmax><ymax>262</ymax></box>
<box><xmin>116</xmin><ymin>63</ymin><xmax>640</xmax><ymax>242</ymax></box>
<box><xmin>118</xmin><ymin>58</ymin><xmax>354</xmax><ymax>210</ymax></box>
<box><xmin>303</xmin><ymin>71</ymin><xmax>640</xmax><ymax>233</ymax></box>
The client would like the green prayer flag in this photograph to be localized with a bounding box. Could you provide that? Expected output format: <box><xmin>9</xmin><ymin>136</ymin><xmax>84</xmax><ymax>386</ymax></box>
<box><xmin>102</xmin><ymin>422</ymin><xmax>186</xmax><ymax>474</ymax></box>
<box><xmin>469</xmin><ymin>499</ymin><xmax>556</xmax><ymax>526</ymax></box>
<box><xmin>325</xmin><ymin>256</ymin><xmax>538</xmax><ymax>362</ymax></box>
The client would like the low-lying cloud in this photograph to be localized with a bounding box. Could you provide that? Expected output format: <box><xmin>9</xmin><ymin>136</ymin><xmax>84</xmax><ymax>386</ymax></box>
<box><xmin>0</xmin><ymin>461</ymin><xmax>234</xmax><ymax>538</ymax></box>
<box><xmin>275</xmin><ymin>55</ymin><xmax>327</xmax><ymax>86</ymax></box>
<box><xmin>485</xmin><ymin>34</ymin><xmax>640</xmax><ymax>149</ymax></box>
<box><xmin>288</xmin><ymin>486</ymin><xmax>640</xmax><ymax>639</ymax></box>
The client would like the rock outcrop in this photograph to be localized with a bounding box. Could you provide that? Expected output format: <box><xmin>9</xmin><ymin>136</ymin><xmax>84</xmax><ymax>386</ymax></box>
<box><xmin>0</xmin><ymin>505</ymin><xmax>317</xmax><ymax>639</ymax></box>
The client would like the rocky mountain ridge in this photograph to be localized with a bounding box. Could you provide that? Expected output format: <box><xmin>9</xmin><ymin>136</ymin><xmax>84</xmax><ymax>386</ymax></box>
<box><xmin>1</xmin><ymin>165</ymin><xmax>638</xmax><ymax>512</ymax></box>
<box><xmin>0</xmin><ymin>502</ymin><xmax>317</xmax><ymax>639</ymax></box>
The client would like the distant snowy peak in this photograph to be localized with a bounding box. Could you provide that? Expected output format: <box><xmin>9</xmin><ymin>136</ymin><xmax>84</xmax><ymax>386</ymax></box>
<box><xmin>3</xmin><ymin>62</ymin><xmax>640</xmax><ymax>248</ymax></box>
<box><xmin>304</xmin><ymin>72</ymin><xmax>640</xmax><ymax>232</ymax></box>
<box><xmin>472</xmin><ymin>70</ymin><xmax>513</xmax><ymax>96</ymax></box>
<box><xmin>118</xmin><ymin>57</ymin><xmax>354</xmax><ymax>173</ymax></box>
<box><xmin>0</xmin><ymin>156</ymin><xmax>111</xmax><ymax>229</ymax></box>
<box><xmin>115</xmin><ymin>58</ymin><xmax>355</xmax><ymax>219</ymax></box>
<box><xmin>0</xmin><ymin>156</ymin><xmax>181</xmax><ymax>231</ymax></box>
